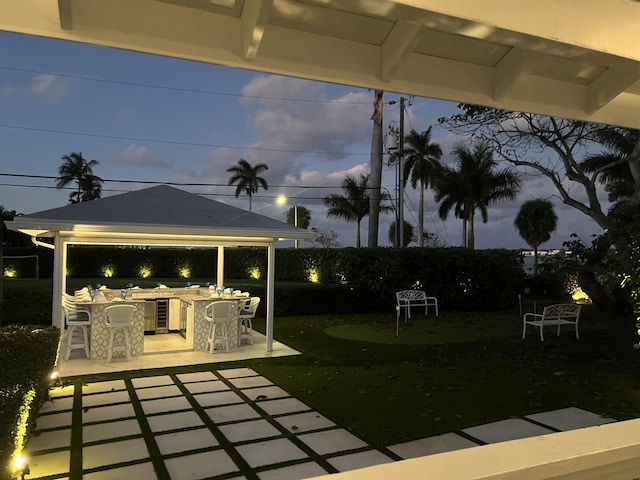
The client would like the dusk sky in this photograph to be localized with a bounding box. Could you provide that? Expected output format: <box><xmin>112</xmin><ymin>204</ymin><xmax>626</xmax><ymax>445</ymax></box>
<box><xmin>0</xmin><ymin>31</ymin><xmax>608</xmax><ymax>250</ymax></box>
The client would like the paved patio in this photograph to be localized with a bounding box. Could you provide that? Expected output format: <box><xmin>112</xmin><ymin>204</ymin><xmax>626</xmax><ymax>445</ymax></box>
<box><xmin>26</xmin><ymin>362</ymin><xmax>615</xmax><ymax>479</ymax></box>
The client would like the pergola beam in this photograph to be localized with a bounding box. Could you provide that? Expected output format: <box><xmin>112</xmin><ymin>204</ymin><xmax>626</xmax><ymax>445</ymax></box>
<box><xmin>380</xmin><ymin>21</ymin><xmax>422</xmax><ymax>82</ymax></box>
<box><xmin>240</xmin><ymin>0</ymin><xmax>273</xmax><ymax>61</ymax></box>
<box><xmin>57</xmin><ymin>0</ymin><xmax>73</xmax><ymax>30</ymax></box>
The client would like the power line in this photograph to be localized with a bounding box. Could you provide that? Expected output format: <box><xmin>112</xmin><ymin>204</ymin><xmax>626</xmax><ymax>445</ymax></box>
<box><xmin>0</xmin><ymin>123</ymin><xmax>370</xmax><ymax>157</ymax></box>
<box><xmin>0</xmin><ymin>172</ymin><xmax>346</xmax><ymax>189</ymax></box>
<box><xmin>0</xmin><ymin>65</ymin><xmax>372</xmax><ymax>105</ymax></box>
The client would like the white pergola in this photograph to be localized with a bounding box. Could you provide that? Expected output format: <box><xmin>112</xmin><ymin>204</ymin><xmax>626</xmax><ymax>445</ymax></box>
<box><xmin>1</xmin><ymin>0</ymin><xmax>640</xmax><ymax>129</ymax></box>
<box><xmin>6</xmin><ymin>185</ymin><xmax>312</xmax><ymax>352</ymax></box>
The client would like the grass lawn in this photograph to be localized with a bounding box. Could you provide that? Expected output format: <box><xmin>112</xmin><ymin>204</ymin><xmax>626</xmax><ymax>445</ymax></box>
<box><xmin>243</xmin><ymin>308</ymin><xmax>640</xmax><ymax>447</ymax></box>
<box><xmin>4</xmin><ymin>279</ymin><xmax>640</xmax><ymax>452</ymax></box>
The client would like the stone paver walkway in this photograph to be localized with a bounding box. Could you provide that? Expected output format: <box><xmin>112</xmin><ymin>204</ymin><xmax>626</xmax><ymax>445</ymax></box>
<box><xmin>25</xmin><ymin>367</ymin><xmax>615</xmax><ymax>479</ymax></box>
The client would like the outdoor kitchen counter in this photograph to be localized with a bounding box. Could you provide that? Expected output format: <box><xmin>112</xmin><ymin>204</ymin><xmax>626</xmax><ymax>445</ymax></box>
<box><xmin>75</xmin><ymin>295</ymin><xmax>146</xmax><ymax>360</ymax></box>
<box><xmin>77</xmin><ymin>287</ymin><xmax>245</xmax><ymax>357</ymax></box>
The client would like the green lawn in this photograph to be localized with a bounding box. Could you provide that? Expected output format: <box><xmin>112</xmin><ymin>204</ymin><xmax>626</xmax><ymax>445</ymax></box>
<box><xmin>244</xmin><ymin>309</ymin><xmax>640</xmax><ymax>447</ymax></box>
<box><xmin>3</xmin><ymin>279</ymin><xmax>640</xmax><ymax>451</ymax></box>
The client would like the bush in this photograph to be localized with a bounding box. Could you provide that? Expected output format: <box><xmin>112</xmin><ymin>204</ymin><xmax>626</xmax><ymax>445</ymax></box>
<box><xmin>0</xmin><ymin>325</ymin><xmax>59</xmax><ymax>480</ymax></box>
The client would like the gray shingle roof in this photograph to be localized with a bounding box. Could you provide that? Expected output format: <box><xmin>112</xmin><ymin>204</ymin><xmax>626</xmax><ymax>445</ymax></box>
<box><xmin>9</xmin><ymin>185</ymin><xmax>310</xmax><ymax>240</ymax></box>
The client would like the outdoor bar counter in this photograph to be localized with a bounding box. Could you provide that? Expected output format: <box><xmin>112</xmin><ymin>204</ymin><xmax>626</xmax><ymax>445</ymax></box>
<box><xmin>76</xmin><ymin>286</ymin><xmax>245</xmax><ymax>359</ymax></box>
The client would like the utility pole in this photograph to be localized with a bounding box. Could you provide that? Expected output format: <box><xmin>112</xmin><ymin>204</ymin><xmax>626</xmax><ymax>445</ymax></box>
<box><xmin>294</xmin><ymin>205</ymin><xmax>299</xmax><ymax>249</ymax></box>
<box><xmin>398</xmin><ymin>96</ymin><xmax>405</xmax><ymax>248</ymax></box>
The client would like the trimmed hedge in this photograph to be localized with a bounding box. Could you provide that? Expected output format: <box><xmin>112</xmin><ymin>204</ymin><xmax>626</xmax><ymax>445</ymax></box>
<box><xmin>0</xmin><ymin>325</ymin><xmax>59</xmax><ymax>480</ymax></box>
<box><xmin>4</xmin><ymin>246</ymin><xmax>526</xmax><ymax>312</ymax></box>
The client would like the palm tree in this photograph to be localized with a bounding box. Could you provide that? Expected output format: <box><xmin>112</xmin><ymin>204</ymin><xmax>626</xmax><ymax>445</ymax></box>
<box><xmin>403</xmin><ymin>127</ymin><xmax>443</xmax><ymax>247</ymax></box>
<box><xmin>324</xmin><ymin>174</ymin><xmax>392</xmax><ymax>248</ymax></box>
<box><xmin>514</xmin><ymin>199</ymin><xmax>558</xmax><ymax>276</ymax></box>
<box><xmin>433</xmin><ymin>142</ymin><xmax>521</xmax><ymax>249</ymax></box>
<box><xmin>56</xmin><ymin>152</ymin><xmax>103</xmax><ymax>204</ymax></box>
<box><xmin>368</xmin><ymin>90</ymin><xmax>384</xmax><ymax>247</ymax></box>
<box><xmin>387</xmin><ymin>220</ymin><xmax>414</xmax><ymax>247</ymax></box>
<box><xmin>79</xmin><ymin>175</ymin><xmax>103</xmax><ymax>202</ymax></box>
<box><xmin>581</xmin><ymin>127</ymin><xmax>638</xmax><ymax>203</ymax></box>
<box><xmin>432</xmin><ymin>167</ymin><xmax>469</xmax><ymax>247</ymax></box>
<box><xmin>227</xmin><ymin>158</ymin><xmax>269</xmax><ymax>212</ymax></box>
<box><xmin>285</xmin><ymin>205</ymin><xmax>311</xmax><ymax>229</ymax></box>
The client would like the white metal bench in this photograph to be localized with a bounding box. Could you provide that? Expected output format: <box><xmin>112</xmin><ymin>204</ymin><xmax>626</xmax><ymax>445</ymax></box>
<box><xmin>522</xmin><ymin>303</ymin><xmax>582</xmax><ymax>341</ymax></box>
<box><xmin>396</xmin><ymin>289</ymin><xmax>439</xmax><ymax>323</ymax></box>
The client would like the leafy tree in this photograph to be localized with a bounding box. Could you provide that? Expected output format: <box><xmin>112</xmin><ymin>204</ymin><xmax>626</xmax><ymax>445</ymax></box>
<box><xmin>324</xmin><ymin>174</ymin><xmax>392</xmax><ymax>248</ymax></box>
<box><xmin>56</xmin><ymin>152</ymin><xmax>103</xmax><ymax>204</ymax></box>
<box><xmin>439</xmin><ymin>107</ymin><xmax>612</xmax><ymax>228</ymax></box>
<box><xmin>403</xmin><ymin>127</ymin><xmax>443</xmax><ymax>247</ymax></box>
<box><xmin>514</xmin><ymin>199</ymin><xmax>558</xmax><ymax>276</ymax></box>
<box><xmin>439</xmin><ymin>105</ymin><xmax>640</xmax><ymax>308</ymax></box>
<box><xmin>433</xmin><ymin>142</ymin><xmax>521</xmax><ymax>249</ymax></box>
<box><xmin>387</xmin><ymin>220</ymin><xmax>414</xmax><ymax>247</ymax></box>
<box><xmin>368</xmin><ymin>90</ymin><xmax>384</xmax><ymax>247</ymax></box>
<box><xmin>608</xmin><ymin>200</ymin><xmax>640</xmax><ymax>340</ymax></box>
<box><xmin>226</xmin><ymin>158</ymin><xmax>269</xmax><ymax>212</ymax></box>
<box><xmin>308</xmin><ymin>227</ymin><xmax>340</xmax><ymax>248</ymax></box>
<box><xmin>285</xmin><ymin>205</ymin><xmax>311</xmax><ymax>229</ymax></box>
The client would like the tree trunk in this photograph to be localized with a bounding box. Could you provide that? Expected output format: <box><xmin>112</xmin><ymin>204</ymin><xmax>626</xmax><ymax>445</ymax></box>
<box><xmin>461</xmin><ymin>218</ymin><xmax>467</xmax><ymax>247</ymax></box>
<box><xmin>356</xmin><ymin>220</ymin><xmax>361</xmax><ymax>248</ymax></box>
<box><xmin>368</xmin><ymin>90</ymin><xmax>384</xmax><ymax>247</ymax></box>
<box><xmin>418</xmin><ymin>180</ymin><xmax>425</xmax><ymax>247</ymax></box>
<box><xmin>467</xmin><ymin>209</ymin><xmax>475</xmax><ymax>249</ymax></box>
<box><xmin>533</xmin><ymin>245</ymin><xmax>538</xmax><ymax>277</ymax></box>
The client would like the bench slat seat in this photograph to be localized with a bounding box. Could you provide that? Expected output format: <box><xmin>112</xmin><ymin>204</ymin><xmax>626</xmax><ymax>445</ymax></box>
<box><xmin>522</xmin><ymin>303</ymin><xmax>581</xmax><ymax>341</ymax></box>
<box><xmin>396</xmin><ymin>289</ymin><xmax>439</xmax><ymax>323</ymax></box>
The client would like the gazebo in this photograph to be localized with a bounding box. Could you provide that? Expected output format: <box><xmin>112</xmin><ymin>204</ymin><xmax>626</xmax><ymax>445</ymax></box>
<box><xmin>6</xmin><ymin>184</ymin><xmax>312</xmax><ymax>352</ymax></box>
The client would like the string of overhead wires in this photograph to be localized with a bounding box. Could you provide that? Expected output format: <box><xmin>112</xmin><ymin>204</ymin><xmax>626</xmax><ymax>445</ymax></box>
<box><xmin>0</xmin><ymin>123</ymin><xmax>371</xmax><ymax>157</ymax></box>
<box><xmin>0</xmin><ymin>173</ymin><xmax>399</xmax><ymax>202</ymax></box>
<box><xmin>0</xmin><ymin>65</ymin><xmax>373</xmax><ymax>105</ymax></box>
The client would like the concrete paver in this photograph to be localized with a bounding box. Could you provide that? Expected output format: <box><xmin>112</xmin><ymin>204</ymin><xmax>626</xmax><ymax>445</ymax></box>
<box><xmin>25</xmin><ymin>364</ymin><xmax>618</xmax><ymax>479</ymax></box>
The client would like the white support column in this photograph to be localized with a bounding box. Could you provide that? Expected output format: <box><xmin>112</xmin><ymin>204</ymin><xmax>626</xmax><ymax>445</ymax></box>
<box><xmin>266</xmin><ymin>242</ymin><xmax>275</xmax><ymax>352</ymax></box>
<box><xmin>51</xmin><ymin>235</ymin><xmax>67</xmax><ymax>329</ymax></box>
<box><xmin>217</xmin><ymin>246</ymin><xmax>224</xmax><ymax>287</ymax></box>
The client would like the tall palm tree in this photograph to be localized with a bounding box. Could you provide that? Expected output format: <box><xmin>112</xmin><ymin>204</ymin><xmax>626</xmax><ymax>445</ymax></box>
<box><xmin>324</xmin><ymin>174</ymin><xmax>392</xmax><ymax>248</ymax></box>
<box><xmin>285</xmin><ymin>205</ymin><xmax>311</xmax><ymax>229</ymax></box>
<box><xmin>56</xmin><ymin>152</ymin><xmax>103</xmax><ymax>204</ymax></box>
<box><xmin>368</xmin><ymin>90</ymin><xmax>384</xmax><ymax>247</ymax></box>
<box><xmin>432</xmin><ymin>167</ymin><xmax>469</xmax><ymax>247</ymax></box>
<box><xmin>514</xmin><ymin>199</ymin><xmax>558</xmax><ymax>276</ymax></box>
<box><xmin>227</xmin><ymin>158</ymin><xmax>269</xmax><ymax>212</ymax></box>
<box><xmin>433</xmin><ymin>142</ymin><xmax>520</xmax><ymax>249</ymax></box>
<box><xmin>403</xmin><ymin>127</ymin><xmax>443</xmax><ymax>247</ymax></box>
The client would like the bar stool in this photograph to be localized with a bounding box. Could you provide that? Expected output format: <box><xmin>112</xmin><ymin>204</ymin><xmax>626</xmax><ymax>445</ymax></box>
<box><xmin>62</xmin><ymin>293</ymin><xmax>91</xmax><ymax>360</ymax></box>
<box><xmin>204</xmin><ymin>301</ymin><xmax>237</xmax><ymax>353</ymax></box>
<box><xmin>238</xmin><ymin>297</ymin><xmax>260</xmax><ymax>345</ymax></box>
<box><xmin>105</xmin><ymin>304</ymin><xmax>137</xmax><ymax>362</ymax></box>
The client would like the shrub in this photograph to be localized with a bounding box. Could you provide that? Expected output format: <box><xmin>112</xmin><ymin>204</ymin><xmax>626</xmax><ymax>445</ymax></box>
<box><xmin>0</xmin><ymin>325</ymin><xmax>59</xmax><ymax>479</ymax></box>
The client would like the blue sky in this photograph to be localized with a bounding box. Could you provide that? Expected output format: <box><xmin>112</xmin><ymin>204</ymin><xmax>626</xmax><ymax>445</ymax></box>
<box><xmin>0</xmin><ymin>31</ymin><xmax>607</xmax><ymax>249</ymax></box>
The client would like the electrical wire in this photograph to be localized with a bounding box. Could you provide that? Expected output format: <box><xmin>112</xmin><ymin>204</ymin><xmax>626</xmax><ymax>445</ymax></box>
<box><xmin>0</xmin><ymin>65</ymin><xmax>372</xmax><ymax>105</ymax></box>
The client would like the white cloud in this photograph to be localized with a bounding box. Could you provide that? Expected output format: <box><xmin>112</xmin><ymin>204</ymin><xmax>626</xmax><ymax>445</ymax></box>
<box><xmin>241</xmin><ymin>75</ymin><xmax>372</xmax><ymax>166</ymax></box>
<box><xmin>30</xmin><ymin>74</ymin><xmax>73</xmax><ymax>105</ymax></box>
<box><xmin>110</xmin><ymin>145</ymin><xmax>172</xmax><ymax>168</ymax></box>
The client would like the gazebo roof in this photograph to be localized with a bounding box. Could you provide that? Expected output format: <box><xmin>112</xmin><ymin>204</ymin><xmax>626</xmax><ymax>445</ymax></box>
<box><xmin>7</xmin><ymin>185</ymin><xmax>311</xmax><ymax>246</ymax></box>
